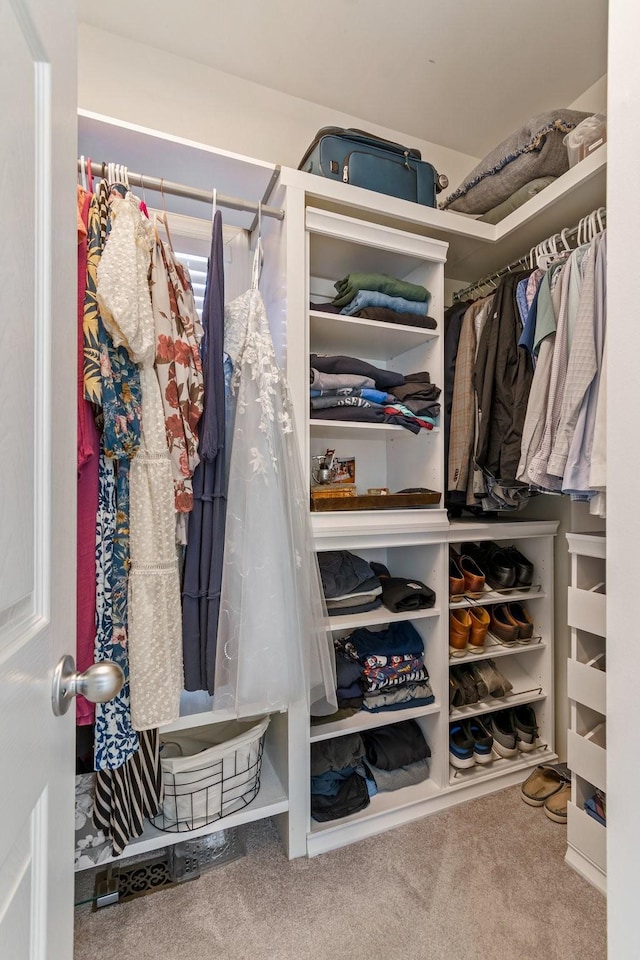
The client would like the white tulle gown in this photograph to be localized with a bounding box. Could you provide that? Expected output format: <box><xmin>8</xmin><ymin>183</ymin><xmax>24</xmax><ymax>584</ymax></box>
<box><xmin>215</xmin><ymin>250</ymin><xmax>337</xmax><ymax>717</ymax></box>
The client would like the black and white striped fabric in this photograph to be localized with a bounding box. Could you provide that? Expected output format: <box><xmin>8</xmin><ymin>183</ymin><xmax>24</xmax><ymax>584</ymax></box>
<box><xmin>93</xmin><ymin>729</ymin><xmax>163</xmax><ymax>856</ymax></box>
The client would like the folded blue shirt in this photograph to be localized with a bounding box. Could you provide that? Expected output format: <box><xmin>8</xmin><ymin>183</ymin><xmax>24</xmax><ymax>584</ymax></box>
<box><xmin>341</xmin><ymin>290</ymin><xmax>430</xmax><ymax>317</ymax></box>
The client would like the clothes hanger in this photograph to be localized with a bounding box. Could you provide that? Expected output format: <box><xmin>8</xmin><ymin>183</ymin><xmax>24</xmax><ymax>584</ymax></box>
<box><xmin>138</xmin><ymin>172</ymin><xmax>150</xmax><ymax>219</ymax></box>
<box><xmin>251</xmin><ymin>201</ymin><xmax>264</xmax><ymax>291</ymax></box>
<box><xmin>211</xmin><ymin>187</ymin><xmax>217</xmax><ymax>222</ymax></box>
<box><xmin>86</xmin><ymin>156</ymin><xmax>94</xmax><ymax>193</ymax></box>
<box><xmin>79</xmin><ymin>154</ymin><xmax>87</xmax><ymax>191</ymax></box>
<box><xmin>156</xmin><ymin>178</ymin><xmax>176</xmax><ymax>254</ymax></box>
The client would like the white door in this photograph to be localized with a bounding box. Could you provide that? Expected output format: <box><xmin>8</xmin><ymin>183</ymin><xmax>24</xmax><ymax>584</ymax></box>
<box><xmin>0</xmin><ymin>1</ymin><xmax>77</xmax><ymax>958</ymax></box>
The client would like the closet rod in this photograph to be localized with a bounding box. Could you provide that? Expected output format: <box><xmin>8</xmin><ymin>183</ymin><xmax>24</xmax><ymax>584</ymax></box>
<box><xmin>452</xmin><ymin>208</ymin><xmax>606</xmax><ymax>302</ymax></box>
<box><xmin>78</xmin><ymin>160</ymin><xmax>285</xmax><ymax>221</ymax></box>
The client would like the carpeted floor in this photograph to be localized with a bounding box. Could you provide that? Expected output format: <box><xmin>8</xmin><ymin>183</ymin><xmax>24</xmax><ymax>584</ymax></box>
<box><xmin>74</xmin><ymin>786</ymin><xmax>607</xmax><ymax>960</ymax></box>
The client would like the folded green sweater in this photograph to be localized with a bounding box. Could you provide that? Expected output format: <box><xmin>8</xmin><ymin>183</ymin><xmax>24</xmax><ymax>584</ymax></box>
<box><xmin>332</xmin><ymin>272</ymin><xmax>428</xmax><ymax>307</ymax></box>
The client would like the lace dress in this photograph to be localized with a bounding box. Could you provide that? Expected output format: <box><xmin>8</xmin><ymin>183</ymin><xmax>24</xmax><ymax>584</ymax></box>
<box><xmin>97</xmin><ymin>194</ymin><xmax>183</xmax><ymax>731</ymax></box>
<box><xmin>215</xmin><ymin>261</ymin><xmax>337</xmax><ymax>716</ymax></box>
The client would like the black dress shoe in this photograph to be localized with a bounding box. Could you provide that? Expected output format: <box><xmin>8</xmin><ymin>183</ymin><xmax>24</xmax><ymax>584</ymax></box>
<box><xmin>461</xmin><ymin>541</ymin><xmax>516</xmax><ymax>590</ymax></box>
<box><xmin>505</xmin><ymin>545</ymin><xmax>534</xmax><ymax>587</ymax></box>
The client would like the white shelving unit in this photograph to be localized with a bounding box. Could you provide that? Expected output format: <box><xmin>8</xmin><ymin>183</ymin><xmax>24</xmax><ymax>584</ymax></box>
<box><xmin>565</xmin><ymin>533</ymin><xmax>607</xmax><ymax>895</ymax></box>
<box><xmin>303</xmin><ymin>206</ymin><xmax>449</xmax><ymax>857</ymax></box>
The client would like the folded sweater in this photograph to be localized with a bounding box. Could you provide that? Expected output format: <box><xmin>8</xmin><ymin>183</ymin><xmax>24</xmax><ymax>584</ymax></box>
<box><xmin>332</xmin><ymin>273</ymin><xmax>429</xmax><ymax>307</ymax></box>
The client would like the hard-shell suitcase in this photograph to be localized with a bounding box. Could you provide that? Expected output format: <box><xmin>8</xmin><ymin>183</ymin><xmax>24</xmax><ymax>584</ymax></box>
<box><xmin>298</xmin><ymin>127</ymin><xmax>448</xmax><ymax>208</ymax></box>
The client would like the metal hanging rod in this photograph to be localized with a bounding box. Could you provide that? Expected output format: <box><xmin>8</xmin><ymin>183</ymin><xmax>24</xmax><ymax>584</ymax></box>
<box><xmin>453</xmin><ymin>207</ymin><xmax>606</xmax><ymax>302</ymax></box>
<box><xmin>77</xmin><ymin>159</ymin><xmax>285</xmax><ymax>221</ymax></box>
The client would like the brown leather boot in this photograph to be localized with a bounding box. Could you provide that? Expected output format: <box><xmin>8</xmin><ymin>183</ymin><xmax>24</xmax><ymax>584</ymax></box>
<box><xmin>450</xmin><ymin>608</ymin><xmax>472</xmax><ymax>657</ymax></box>
<box><xmin>468</xmin><ymin>606</ymin><xmax>490</xmax><ymax>652</ymax></box>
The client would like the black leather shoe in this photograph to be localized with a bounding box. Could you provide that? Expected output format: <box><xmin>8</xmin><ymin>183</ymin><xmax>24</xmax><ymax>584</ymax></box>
<box><xmin>505</xmin><ymin>545</ymin><xmax>534</xmax><ymax>587</ymax></box>
<box><xmin>461</xmin><ymin>541</ymin><xmax>516</xmax><ymax>590</ymax></box>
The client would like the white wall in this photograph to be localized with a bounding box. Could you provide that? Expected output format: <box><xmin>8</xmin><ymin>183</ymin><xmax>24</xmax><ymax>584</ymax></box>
<box><xmin>78</xmin><ymin>24</ymin><xmax>479</xmax><ymax>192</ymax></box>
<box><xmin>569</xmin><ymin>73</ymin><xmax>608</xmax><ymax>113</ymax></box>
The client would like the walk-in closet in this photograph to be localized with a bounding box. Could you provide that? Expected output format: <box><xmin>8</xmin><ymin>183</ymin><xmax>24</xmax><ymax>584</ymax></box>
<box><xmin>3</xmin><ymin>1</ymin><xmax>638</xmax><ymax>958</ymax></box>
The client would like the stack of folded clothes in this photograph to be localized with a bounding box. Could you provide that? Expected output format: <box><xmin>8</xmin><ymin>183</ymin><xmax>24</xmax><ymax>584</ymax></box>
<box><xmin>310</xmin><ymin>734</ymin><xmax>371</xmax><ymax>822</ymax></box>
<box><xmin>339</xmin><ymin>621</ymin><xmax>435</xmax><ymax>714</ymax></box>
<box><xmin>311</xmin><ymin>272</ymin><xmax>437</xmax><ymax>331</ymax></box>
<box><xmin>310</xmin><ymin>354</ymin><xmax>439</xmax><ymax>432</ymax></box>
<box><xmin>310</xmin><ymin>721</ymin><xmax>432</xmax><ymax>821</ymax></box>
<box><xmin>361</xmin><ymin>719</ymin><xmax>431</xmax><ymax>792</ymax></box>
<box><xmin>387</xmin><ymin>371</ymin><xmax>441</xmax><ymax>422</ymax></box>
<box><xmin>318</xmin><ymin>550</ymin><xmax>383</xmax><ymax>617</ymax></box>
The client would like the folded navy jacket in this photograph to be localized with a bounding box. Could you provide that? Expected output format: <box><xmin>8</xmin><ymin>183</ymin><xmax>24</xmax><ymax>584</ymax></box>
<box><xmin>348</xmin><ymin>621</ymin><xmax>424</xmax><ymax>660</ymax></box>
<box><xmin>318</xmin><ymin>550</ymin><xmax>380</xmax><ymax>600</ymax></box>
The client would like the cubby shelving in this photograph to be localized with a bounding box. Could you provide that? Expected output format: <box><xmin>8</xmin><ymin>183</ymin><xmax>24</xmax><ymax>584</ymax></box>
<box><xmin>565</xmin><ymin>532</ymin><xmax>607</xmax><ymax>895</ymax></box>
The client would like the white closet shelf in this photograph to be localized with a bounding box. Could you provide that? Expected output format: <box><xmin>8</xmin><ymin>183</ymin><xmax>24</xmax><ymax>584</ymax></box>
<box><xmin>449</xmin><ymin>639</ymin><xmax>547</xmax><ymax>665</ymax></box>
<box><xmin>326</xmin><ymin>606</ymin><xmax>440</xmax><ymax>632</ymax></box>
<box><xmin>449</xmin><ymin>587</ymin><xmax>545</xmax><ymax>609</ymax></box>
<box><xmin>448</xmin><ymin>746</ymin><xmax>557</xmax><ymax>790</ymax></box>
<box><xmin>312</xmin><ymin>509</ymin><xmax>449</xmax><ymax>549</ymax></box>
<box><xmin>309</xmin><ymin>311</ymin><xmax>438</xmax><ymax>361</ymax></box>
<box><xmin>448</xmin><ymin>519</ymin><xmax>559</xmax><ymax>542</ymax></box>
<box><xmin>310</xmin><ymin>418</ymin><xmax>439</xmax><ymax>439</ymax></box>
<box><xmin>75</xmin><ymin>753</ymin><xmax>288</xmax><ymax>871</ymax></box>
<box><xmin>310</xmin><ymin>776</ymin><xmax>441</xmax><ymax>838</ymax></box>
<box><xmin>310</xmin><ymin>700</ymin><xmax>440</xmax><ymax>743</ymax></box>
<box><xmin>448</xmin><ymin>690</ymin><xmax>546</xmax><ymax>722</ymax></box>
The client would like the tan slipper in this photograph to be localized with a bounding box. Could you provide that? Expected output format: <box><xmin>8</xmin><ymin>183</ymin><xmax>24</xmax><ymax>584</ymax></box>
<box><xmin>521</xmin><ymin>765</ymin><xmax>568</xmax><ymax>807</ymax></box>
<box><xmin>544</xmin><ymin>783</ymin><xmax>571</xmax><ymax>823</ymax></box>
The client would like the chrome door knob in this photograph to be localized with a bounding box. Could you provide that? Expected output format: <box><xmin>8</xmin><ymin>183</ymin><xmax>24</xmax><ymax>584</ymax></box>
<box><xmin>51</xmin><ymin>655</ymin><xmax>124</xmax><ymax>716</ymax></box>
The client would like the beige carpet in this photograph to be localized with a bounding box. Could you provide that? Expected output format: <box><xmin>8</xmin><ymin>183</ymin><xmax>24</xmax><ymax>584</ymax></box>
<box><xmin>74</xmin><ymin>786</ymin><xmax>606</xmax><ymax>960</ymax></box>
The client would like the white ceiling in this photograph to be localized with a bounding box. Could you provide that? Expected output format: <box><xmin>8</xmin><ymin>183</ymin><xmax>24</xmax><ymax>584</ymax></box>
<box><xmin>79</xmin><ymin>0</ymin><xmax>607</xmax><ymax>157</ymax></box>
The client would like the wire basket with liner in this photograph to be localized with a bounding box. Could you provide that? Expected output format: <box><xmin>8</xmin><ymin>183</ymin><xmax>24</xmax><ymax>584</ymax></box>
<box><xmin>151</xmin><ymin>716</ymin><xmax>270</xmax><ymax>832</ymax></box>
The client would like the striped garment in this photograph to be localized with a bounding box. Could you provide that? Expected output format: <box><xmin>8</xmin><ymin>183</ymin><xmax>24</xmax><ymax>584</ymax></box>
<box><xmin>93</xmin><ymin>729</ymin><xmax>163</xmax><ymax>856</ymax></box>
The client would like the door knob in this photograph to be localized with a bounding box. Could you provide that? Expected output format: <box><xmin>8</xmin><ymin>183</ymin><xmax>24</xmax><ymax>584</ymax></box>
<box><xmin>51</xmin><ymin>655</ymin><xmax>125</xmax><ymax>716</ymax></box>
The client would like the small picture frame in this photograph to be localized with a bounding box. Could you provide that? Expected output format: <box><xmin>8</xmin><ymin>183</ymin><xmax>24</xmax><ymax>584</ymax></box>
<box><xmin>331</xmin><ymin>457</ymin><xmax>356</xmax><ymax>485</ymax></box>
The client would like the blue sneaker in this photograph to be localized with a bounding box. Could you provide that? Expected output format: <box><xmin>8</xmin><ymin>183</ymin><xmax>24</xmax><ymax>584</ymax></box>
<box><xmin>449</xmin><ymin>723</ymin><xmax>475</xmax><ymax>769</ymax></box>
<box><xmin>463</xmin><ymin>718</ymin><xmax>494</xmax><ymax>765</ymax></box>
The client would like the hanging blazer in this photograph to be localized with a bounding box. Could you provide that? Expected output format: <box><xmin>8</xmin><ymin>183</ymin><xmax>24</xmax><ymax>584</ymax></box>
<box><xmin>474</xmin><ymin>270</ymin><xmax>534</xmax><ymax>483</ymax></box>
<box><xmin>448</xmin><ymin>297</ymin><xmax>491</xmax><ymax>493</ymax></box>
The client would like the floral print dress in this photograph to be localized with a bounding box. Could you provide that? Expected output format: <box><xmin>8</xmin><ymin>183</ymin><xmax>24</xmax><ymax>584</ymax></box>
<box><xmin>151</xmin><ymin>237</ymin><xmax>204</xmax><ymax>543</ymax></box>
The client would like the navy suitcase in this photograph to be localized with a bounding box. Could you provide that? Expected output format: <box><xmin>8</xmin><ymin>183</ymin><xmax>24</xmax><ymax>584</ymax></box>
<box><xmin>298</xmin><ymin>127</ymin><xmax>448</xmax><ymax>208</ymax></box>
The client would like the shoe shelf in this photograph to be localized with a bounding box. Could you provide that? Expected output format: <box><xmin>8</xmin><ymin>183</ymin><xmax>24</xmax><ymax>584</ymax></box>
<box><xmin>449</xmin><ymin>637</ymin><xmax>546</xmax><ymax>665</ymax></box>
<box><xmin>448</xmin><ymin>746</ymin><xmax>557</xmax><ymax>790</ymax></box>
<box><xmin>310</xmin><ymin>700</ymin><xmax>441</xmax><ymax>743</ymax></box>
<box><xmin>566</xmin><ymin>532</ymin><xmax>607</xmax><ymax>893</ymax></box>
<box><xmin>449</xmin><ymin>585</ymin><xmax>545</xmax><ymax>609</ymax></box>
<box><xmin>449</xmin><ymin>690</ymin><xmax>546</xmax><ymax>722</ymax></box>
